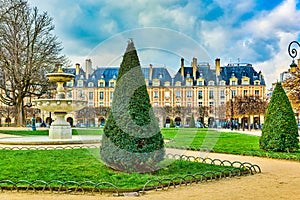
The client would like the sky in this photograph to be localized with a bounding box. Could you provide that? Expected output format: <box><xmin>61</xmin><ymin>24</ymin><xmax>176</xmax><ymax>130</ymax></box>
<box><xmin>27</xmin><ymin>0</ymin><xmax>300</xmax><ymax>89</ymax></box>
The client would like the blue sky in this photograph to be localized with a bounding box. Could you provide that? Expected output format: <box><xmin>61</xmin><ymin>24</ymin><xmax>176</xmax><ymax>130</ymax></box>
<box><xmin>27</xmin><ymin>0</ymin><xmax>300</xmax><ymax>88</ymax></box>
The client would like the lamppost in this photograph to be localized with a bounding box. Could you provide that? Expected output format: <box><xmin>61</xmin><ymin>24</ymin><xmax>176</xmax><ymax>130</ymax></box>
<box><xmin>288</xmin><ymin>41</ymin><xmax>300</xmax><ymax>124</ymax></box>
<box><xmin>288</xmin><ymin>40</ymin><xmax>300</xmax><ymax>73</ymax></box>
<box><xmin>225</xmin><ymin>88</ymin><xmax>234</xmax><ymax>130</ymax></box>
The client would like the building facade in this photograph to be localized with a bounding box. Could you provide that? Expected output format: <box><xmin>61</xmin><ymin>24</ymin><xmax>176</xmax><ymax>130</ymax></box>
<box><xmin>43</xmin><ymin>57</ymin><xmax>265</xmax><ymax>128</ymax></box>
<box><xmin>2</xmin><ymin>57</ymin><xmax>265</xmax><ymax>128</ymax></box>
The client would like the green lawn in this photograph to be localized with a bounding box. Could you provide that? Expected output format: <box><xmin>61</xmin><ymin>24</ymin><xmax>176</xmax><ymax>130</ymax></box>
<box><xmin>0</xmin><ymin>148</ymin><xmax>238</xmax><ymax>189</ymax></box>
<box><xmin>163</xmin><ymin>128</ymin><xmax>300</xmax><ymax>160</ymax></box>
<box><xmin>0</xmin><ymin>128</ymin><xmax>103</xmax><ymax>136</ymax></box>
<box><xmin>0</xmin><ymin>127</ymin><xmax>299</xmax><ymax>160</ymax></box>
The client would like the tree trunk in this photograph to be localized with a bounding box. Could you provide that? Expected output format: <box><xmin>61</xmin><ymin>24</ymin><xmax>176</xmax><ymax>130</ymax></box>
<box><xmin>15</xmin><ymin>99</ymin><xmax>24</xmax><ymax>127</ymax></box>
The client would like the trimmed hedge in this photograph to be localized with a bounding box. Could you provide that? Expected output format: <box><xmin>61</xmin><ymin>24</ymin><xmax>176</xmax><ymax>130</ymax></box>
<box><xmin>100</xmin><ymin>40</ymin><xmax>165</xmax><ymax>173</ymax></box>
<box><xmin>260</xmin><ymin>82</ymin><xmax>299</xmax><ymax>152</ymax></box>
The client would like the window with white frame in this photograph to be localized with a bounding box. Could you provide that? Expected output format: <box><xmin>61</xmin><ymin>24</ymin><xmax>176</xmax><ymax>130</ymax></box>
<box><xmin>220</xmin><ymin>90</ymin><xmax>225</xmax><ymax>99</ymax></box>
<box><xmin>198</xmin><ymin>90</ymin><xmax>203</xmax><ymax>99</ymax></box>
<box><xmin>209</xmin><ymin>90</ymin><xmax>214</xmax><ymax>99</ymax></box>
<box><xmin>99</xmin><ymin>92</ymin><xmax>104</xmax><ymax>100</ymax></box>
<box><xmin>77</xmin><ymin>80</ymin><xmax>83</xmax><ymax>87</ymax></box>
<box><xmin>187</xmin><ymin>90</ymin><xmax>192</xmax><ymax>98</ymax></box>
<box><xmin>88</xmin><ymin>92</ymin><xmax>93</xmax><ymax>100</ymax></box>
<box><xmin>176</xmin><ymin>90</ymin><xmax>181</xmax><ymax>98</ymax></box>
<box><xmin>165</xmin><ymin>91</ymin><xmax>170</xmax><ymax>98</ymax></box>
<box><xmin>255</xmin><ymin>90</ymin><xmax>260</xmax><ymax>96</ymax></box>
<box><xmin>153</xmin><ymin>91</ymin><xmax>158</xmax><ymax>98</ymax></box>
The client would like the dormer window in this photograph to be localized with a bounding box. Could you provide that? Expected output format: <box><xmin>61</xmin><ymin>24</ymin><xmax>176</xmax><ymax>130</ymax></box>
<box><xmin>113</xmin><ymin>74</ymin><xmax>117</xmax><ymax>79</ymax></box>
<box><xmin>109</xmin><ymin>81</ymin><xmax>115</xmax><ymax>88</ymax></box>
<box><xmin>243</xmin><ymin>80</ymin><xmax>249</xmax><ymax>85</ymax></box>
<box><xmin>101</xmin><ymin>74</ymin><xmax>104</xmax><ymax>79</ymax></box>
<box><xmin>98</xmin><ymin>80</ymin><xmax>105</xmax><ymax>87</ymax></box>
<box><xmin>197</xmin><ymin>81</ymin><xmax>203</xmax><ymax>86</ymax></box>
<box><xmin>88</xmin><ymin>82</ymin><xmax>94</xmax><ymax>87</ymax></box>
<box><xmin>187</xmin><ymin>73</ymin><xmax>190</xmax><ymax>78</ymax></box>
<box><xmin>175</xmin><ymin>81</ymin><xmax>181</xmax><ymax>86</ymax></box>
<box><xmin>66</xmin><ymin>81</ymin><xmax>73</xmax><ymax>87</ymax></box>
<box><xmin>254</xmin><ymin>80</ymin><xmax>260</xmax><ymax>85</ymax></box>
<box><xmin>153</xmin><ymin>79</ymin><xmax>160</xmax><ymax>86</ymax></box>
<box><xmin>186</xmin><ymin>78</ymin><xmax>193</xmax><ymax>86</ymax></box>
<box><xmin>159</xmin><ymin>73</ymin><xmax>163</xmax><ymax>79</ymax></box>
<box><xmin>77</xmin><ymin>80</ymin><xmax>83</xmax><ymax>87</ymax></box>
<box><xmin>208</xmin><ymin>81</ymin><xmax>214</xmax><ymax>86</ymax></box>
<box><xmin>242</xmin><ymin>77</ymin><xmax>250</xmax><ymax>85</ymax></box>
<box><xmin>164</xmin><ymin>81</ymin><xmax>170</xmax><ymax>86</ymax></box>
<box><xmin>219</xmin><ymin>80</ymin><xmax>226</xmax><ymax>86</ymax></box>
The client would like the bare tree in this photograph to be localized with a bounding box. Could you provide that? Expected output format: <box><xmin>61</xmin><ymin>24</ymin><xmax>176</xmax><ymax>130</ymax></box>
<box><xmin>0</xmin><ymin>0</ymin><xmax>67</xmax><ymax>126</ymax></box>
<box><xmin>282</xmin><ymin>68</ymin><xmax>300</xmax><ymax>112</ymax></box>
<box><xmin>232</xmin><ymin>95</ymin><xmax>268</xmax><ymax>130</ymax></box>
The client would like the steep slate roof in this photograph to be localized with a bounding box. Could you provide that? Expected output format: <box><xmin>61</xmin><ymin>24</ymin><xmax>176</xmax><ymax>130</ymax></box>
<box><xmin>173</xmin><ymin>66</ymin><xmax>216</xmax><ymax>85</ymax></box>
<box><xmin>64</xmin><ymin>62</ymin><xmax>265</xmax><ymax>87</ymax></box>
<box><xmin>66</xmin><ymin>66</ymin><xmax>172</xmax><ymax>87</ymax></box>
<box><xmin>219</xmin><ymin>64</ymin><xmax>266</xmax><ymax>85</ymax></box>
<box><xmin>142</xmin><ymin>67</ymin><xmax>172</xmax><ymax>86</ymax></box>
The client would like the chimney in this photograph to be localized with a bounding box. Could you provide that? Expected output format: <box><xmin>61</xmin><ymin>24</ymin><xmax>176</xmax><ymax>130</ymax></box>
<box><xmin>215</xmin><ymin>58</ymin><xmax>220</xmax><ymax>76</ymax></box>
<box><xmin>192</xmin><ymin>57</ymin><xmax>197</xmax><ymax>79</ymax></box>
<box><xmin>149</xmin><ymin>64</ymin><xmax>153</xmax><ymax>81</ymax></box>
<box><xmin>181</xmin><ymin>58</ymin><xmax>184</xmax><ymax>80</ymax></box>
<box><xmin>85</xmin><ymin>59</ymin><xmax>92</xmax><ymax>79</ymax></box>
<box><xmin>75</xmin><ymin>63</ymin><xmax>80</xmax><ymax>75</ymax></box>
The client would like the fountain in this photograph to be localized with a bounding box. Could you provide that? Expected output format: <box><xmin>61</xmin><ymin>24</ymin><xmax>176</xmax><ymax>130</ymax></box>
<box><xmin>32</xmin><ymin>67</ymin><xmax>87</xmax><ymax>140</ymax></box>
<box><xmin>0</xmin><ymin>66</ymin><xmax>101</xmax><ymax>145</ymax></box>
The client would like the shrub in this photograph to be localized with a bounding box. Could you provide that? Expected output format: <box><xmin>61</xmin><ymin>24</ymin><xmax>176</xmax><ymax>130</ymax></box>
<box><xmin>260</xmin><ymin>82</ymin><xmax>299</xmax><ymax>152</ymax></box>
<box><xmin>170</xmin><ymin>119</ymin><xmax>175</xmax><ymax>128</ymax></box>
<box><xmin>100</xmin><ymin>40</ymin><xmax>165</xmax><ymax>173</ymax></box>
<box><xmin>189</xmin><ymin>115</ymin><xmax>195</xmax><ymax>128</ymax></box>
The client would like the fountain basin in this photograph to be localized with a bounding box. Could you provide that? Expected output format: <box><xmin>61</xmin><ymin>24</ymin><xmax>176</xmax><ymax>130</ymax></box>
<box><xmin>32</xmin><ymin>99</ymin><xmax>87</xmax><ymax>112</ymax></box>
<box><xmin>46</xmin><ymin>72</ymin><xmax>75</xmax><ymax>82</ymax></box>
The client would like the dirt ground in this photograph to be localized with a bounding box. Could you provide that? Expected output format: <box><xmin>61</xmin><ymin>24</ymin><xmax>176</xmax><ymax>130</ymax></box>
<box><xmin>0</xmin><ymin>151</ymin><xmax>299</xmax><ymax>200</ymax></box>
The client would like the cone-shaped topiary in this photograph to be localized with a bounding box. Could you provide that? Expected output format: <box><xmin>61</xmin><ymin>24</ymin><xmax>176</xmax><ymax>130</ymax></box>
<box><xmin>189</xmin><ymin>114</ymin><xmax>195</xmax><ymax>128</ymax></box>
<box><xmin>260</xmin><ymin>82</ymin><xmax>299</xmax><ymax>152</ymax></box>
<box><xmin>100</xmin><ymin>39</ymin><xmax>165</xmax><ymax>173</ymax></box>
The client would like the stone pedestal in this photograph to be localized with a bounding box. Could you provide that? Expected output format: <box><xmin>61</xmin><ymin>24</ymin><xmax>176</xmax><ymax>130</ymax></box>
<box><xmin>49</xmin><ymin>112</ymin><xmax>72</xmax><ymax>139</ymax></box>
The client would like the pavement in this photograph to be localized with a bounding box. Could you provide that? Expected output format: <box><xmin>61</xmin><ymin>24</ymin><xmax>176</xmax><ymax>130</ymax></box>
<box><xmin>215</xmin><ymin>128</ymin><xmax>262</xmax><ymax>136</ymax></box>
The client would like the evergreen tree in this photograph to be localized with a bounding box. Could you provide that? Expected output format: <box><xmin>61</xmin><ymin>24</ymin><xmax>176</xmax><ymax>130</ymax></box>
<box><xmin>260</xmin><ymin>82</ymin><xmax>299</xmax><ymax>152</ymax></box>
<box><xmin>170</xmin><ymin>119</ymin><xmax>175</xmax><ymax>128</ymax></box>
<box><xmin>100</xmin><ymin>40</ymin><xmax>165</xmax><ymax>173</ymax></box>
<box><xmin>189</xmin><ymin>114</ymin><xmax>195</xmax><ymax>128</ymax></box>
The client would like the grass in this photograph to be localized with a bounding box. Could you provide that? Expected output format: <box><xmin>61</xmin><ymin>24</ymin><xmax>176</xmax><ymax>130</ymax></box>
<box><xmin>0</xmin><ymin>148</ymin><xmax>237</xmax><ymax>189</ymax></box>
<box><xmin>0</xmin><ymin>128</ymin><xmax>103</xmax><ymax>136</ymax></box>
<box><xmin>163</xmin><ymin>128</ymin><xmax>300</xmax><ymax>160</ymax></box>
<box><xmin>1</xmin><ymin>127</ymin><xmax>299</xmax><ymax>160</ymax></box>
